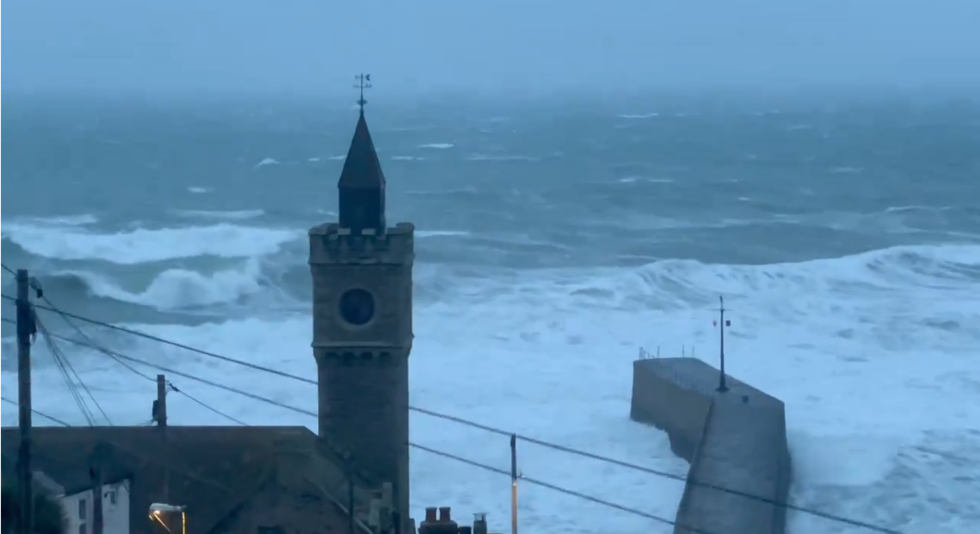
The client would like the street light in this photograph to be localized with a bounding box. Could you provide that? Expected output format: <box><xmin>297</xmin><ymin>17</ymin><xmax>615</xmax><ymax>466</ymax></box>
<box><xmin>148</xmin><ymin>502</ymin><xmax>187</xmax><ymax>534</ymax></box>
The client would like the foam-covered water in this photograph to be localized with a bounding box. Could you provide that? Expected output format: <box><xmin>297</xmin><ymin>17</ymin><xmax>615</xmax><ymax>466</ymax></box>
<box><xmin>2</xmin><ymin>94</ymin><xmax>979</xmax><ymax>534</ymax></box>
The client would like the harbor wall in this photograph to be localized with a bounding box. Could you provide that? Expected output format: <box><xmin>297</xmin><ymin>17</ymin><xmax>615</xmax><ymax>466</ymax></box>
<box><xmin>630</xmin><ymin>358</ymin><xmax>791</xmax><ymax>534</ymax></box>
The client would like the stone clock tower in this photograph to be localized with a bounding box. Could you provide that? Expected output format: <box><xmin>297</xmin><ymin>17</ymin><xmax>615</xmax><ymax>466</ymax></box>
<box><xmin>308</xmin><ymin>101</ymin><xmax>414</xmax><ymax>523</ymax></box>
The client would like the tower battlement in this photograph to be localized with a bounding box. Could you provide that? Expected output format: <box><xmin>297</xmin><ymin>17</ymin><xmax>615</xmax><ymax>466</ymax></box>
<box><xmin>308</xmin><ymin>222</ymin><xmax>415</xmax><ymax>265</ymax></box>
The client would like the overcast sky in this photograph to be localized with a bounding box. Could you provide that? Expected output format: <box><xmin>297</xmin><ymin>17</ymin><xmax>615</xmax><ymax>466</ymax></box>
<box><xmin>3</xmin><ymin>0</ymin><xmax>979</xmax><ymax>99</ymax></box>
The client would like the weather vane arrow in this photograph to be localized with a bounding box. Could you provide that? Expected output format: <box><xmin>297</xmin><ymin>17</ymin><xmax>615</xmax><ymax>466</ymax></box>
<box><xmin>354</xmin><ymin>73</ymin><xmax>372</xmax><ymax>113</ymax></box>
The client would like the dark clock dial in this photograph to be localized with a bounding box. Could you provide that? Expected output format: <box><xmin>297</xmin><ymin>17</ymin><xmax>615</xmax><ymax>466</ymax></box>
<box><xmin>339</xmin><ymin>288</ymin><xmax>375</xmax><ymax>326</ymax></box>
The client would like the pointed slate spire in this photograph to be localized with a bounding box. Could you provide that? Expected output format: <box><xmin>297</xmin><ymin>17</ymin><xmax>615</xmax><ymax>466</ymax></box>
<box><xmin>338</xmin><ymin>74</ymin><xmax>386</xmax><ymax>233</ymax></box>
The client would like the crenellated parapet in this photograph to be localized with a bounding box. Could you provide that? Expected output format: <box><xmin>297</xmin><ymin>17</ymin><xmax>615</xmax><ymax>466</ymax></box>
<box><xmin>309</xmin><ymin>222</ymin><xmax>415</xmax><ymax>266</ymax></box>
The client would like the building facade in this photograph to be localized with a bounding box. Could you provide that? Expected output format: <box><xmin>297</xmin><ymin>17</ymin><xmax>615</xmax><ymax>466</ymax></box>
<box><xmin>61</xmin><ymin>480</ymin><xmax>131</xmax><ymax>534</ymax></box>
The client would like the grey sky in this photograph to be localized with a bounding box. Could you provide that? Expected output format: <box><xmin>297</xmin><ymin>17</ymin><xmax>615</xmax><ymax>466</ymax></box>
<box><xmin>3</xmin><ymin>0</ymin><xmax>979</xmax><ymax>98</ymax></box>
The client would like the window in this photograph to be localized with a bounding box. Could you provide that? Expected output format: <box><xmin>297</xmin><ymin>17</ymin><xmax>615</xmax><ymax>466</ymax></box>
<box><xmin>106</xmin><ymin>490</ymin><xmax>117</xmax><ymax>505</ymax></box>
<box><xmin>78</xmin><ymin>499</ymin><xmax>87</xmax><ymax>519</ymax></box>
<box><xmin>77</xmin><ymin>523</ymin><xmax>86</xmax><ymax>534</ymax></box>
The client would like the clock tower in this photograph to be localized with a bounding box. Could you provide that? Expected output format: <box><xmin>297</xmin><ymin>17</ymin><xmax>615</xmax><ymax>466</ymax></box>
<box><xmin>308</xmin><ymin>93</ymin><xmax>414</xmax><ymax>523</ymax></box>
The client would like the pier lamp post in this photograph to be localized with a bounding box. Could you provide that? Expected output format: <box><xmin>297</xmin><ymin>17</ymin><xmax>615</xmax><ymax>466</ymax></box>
<box><xmin>715</xmin><ymin>296</ymin><xmax>730</xmax><ymax>393</ymax></box>
<box><xmin>149</xmin><ymin>502</ymin><xmax>187</xmax><ymax>534</ymax></box>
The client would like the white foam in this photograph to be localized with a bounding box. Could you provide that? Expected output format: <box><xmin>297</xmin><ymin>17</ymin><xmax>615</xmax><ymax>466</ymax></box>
<box><xmin>4</xmin><ymin>214</ymin><xmax>98</xmax><ymax>227</ymax></box>
<box><xmin>417</xmin><ymin>143</ymin><xmax>455</xmax><ymax>149</ymax></box>
<box><xmin>254</xmin><ymin>157</ymin><xmax>280</xmax><ymax>168</ymax></box>
<box><xmin>4</xmin><ymin>242</ymin><xmax>979</xmax><ymax>533</ymax></box>
<box><xmin>170</xmin><ymin>209</ymin><xmax>265</xmax><ymax>221</ymax></box>
<box><xmin>466</xmin><ymin>154</ymin><xmax>539</xmax><ymax>162</ymax></box>
<box><xmin>391</xmin><ymin>155</ymin><xmax>427</xmax><ymax>161</ymax></box>
<box><xmin>2</xmin><ymin>222</ymin><xmax>300</xmax><ymax>264</ymax></box>
<box><xmin>416</xmin><ymin>230</ymin><xmax>470</xmax><ymax>239</ymax></box>
<box><xmin>63</xmin><ymin>259</ymin><xmax>265</xmax><ymax>310</ymax></box>
<box><xmin>617</xmin><ymin>113</ymin><xmax>659</xmax><ymax>119</ymax></box>
<box><xmin>187</xmin><ymin>186</ymin><xmax>213</xmax><ymax>194</ymax></box>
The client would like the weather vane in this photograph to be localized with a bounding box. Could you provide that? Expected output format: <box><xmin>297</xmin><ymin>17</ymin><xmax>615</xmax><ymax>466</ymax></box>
<box><xmin>354</xmin><ymin>73</ymin><xmax>372</xmax><ymax>113</ymax></box>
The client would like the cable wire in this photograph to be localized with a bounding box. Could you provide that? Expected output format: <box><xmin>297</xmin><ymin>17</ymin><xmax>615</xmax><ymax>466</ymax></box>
<box><xmin>43</xmin><ymin>294</ymin><xmax>157</xmax><ymax>383</ymax></box>
<box><xmin>167</xmin><ymin>381</ymin><xmax>248</xmax><ymax>426</ymax></box>
<box><xmin>25</xmin><ymin>291</ymin><xmax>243</xmax><ymax>427</ymax></box>
<box><xmin>0</xmin><ymin>295</ymin><xmax>910</xmax><ymax>534</ymax></box>
<box><xmin>2</xmin><ymin>295</ymin><xmax>319</xmax><ymax>384</ymax></box>
<box><xmin>0</xmin><ymin>365</ymin><xmax>703</xmax><ymax>533</ymax></box>
<box><xmin>35</xmin><ymin>314</ymin><xmax>110</xmax><ymax>425</ymax></box>
<box><xmin>1</xmin><ymin>396</ymin><xmax>72</xmax><ymax>427</ymax></box>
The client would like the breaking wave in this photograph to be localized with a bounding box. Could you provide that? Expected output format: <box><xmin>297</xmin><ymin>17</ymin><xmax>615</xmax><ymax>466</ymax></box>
<box><xmin>417</xmin><ymin>143</ymin><xmax>455</xmax><ymax>149</ymax></box>
<box><xmin>52</xmin><ymin>260</ymin><xmax>268</xmax><ymax>310</ymax></box>
<box><xmin>2</xmin><ymin>222</ymin><xmax>300</xmax><ymax>264</ymax></box>
<box><xmin>170</xmin><ymin>209</ymin><xmax>266</xmax><ymax>221</ymax></box>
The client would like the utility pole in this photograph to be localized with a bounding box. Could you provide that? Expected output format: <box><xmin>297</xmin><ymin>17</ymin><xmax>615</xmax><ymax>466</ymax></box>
<box><xmin>16</xmin><ymin>269</ymin><xmax>35</xmax><ymax>534</ymax></box>
<box><xmin>154</xmin><ymin>374</ymin><xmax>168</xmax><ymax>428</ymax></box>
<box><xmin>716</xmin><ymin>296</ymin><xmax>730</xmax><ymax>393</ymax></box>
<box><xmin>155</xmin><ymin>375</ymin><xmax>169</xmax><ymax>531</ymax></box>
<box><xmin>344</xmin><ymin>454</ymin><xmax>355</xmax><ymax>534</ymax></box>
<box><xmin>90</xmin><ymin>449</ymin><xmax>105</xmax><ymax>534</ymax></box>
<box><xmin>510</xmin><ymin>434</ymin><xmax>519</xmax><ymax>534</ymax></box>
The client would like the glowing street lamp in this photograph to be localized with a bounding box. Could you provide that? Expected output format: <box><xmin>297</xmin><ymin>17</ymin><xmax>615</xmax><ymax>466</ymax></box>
<box><xmin>148</xmin><ymin>502</ymin><xmax>187</xmax><ymax>534</ymax></box>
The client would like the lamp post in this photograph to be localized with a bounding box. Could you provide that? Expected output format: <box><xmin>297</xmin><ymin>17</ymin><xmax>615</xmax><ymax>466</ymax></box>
<box><xmin>149</xmin><ymin>502</ymin><xmax>187</xmax><ymax>534</ymax></box>
<box><xmin>715</xmin><ymin>296</ymin><xmax>730</xmax><ymax>393</ymax></box>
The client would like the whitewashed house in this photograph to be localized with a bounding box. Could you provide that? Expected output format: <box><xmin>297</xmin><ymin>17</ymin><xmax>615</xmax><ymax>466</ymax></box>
<box><xmin>60</xmin><ymin>480</ymin><xmax>132</xmax><ymax>534</ymax></box>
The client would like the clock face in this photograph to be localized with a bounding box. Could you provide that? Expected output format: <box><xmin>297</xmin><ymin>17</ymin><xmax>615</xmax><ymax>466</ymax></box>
<box><xmin>339</xmin><ymin>288</ymin><xmax>376</xmax><ymax>326</ymax></box>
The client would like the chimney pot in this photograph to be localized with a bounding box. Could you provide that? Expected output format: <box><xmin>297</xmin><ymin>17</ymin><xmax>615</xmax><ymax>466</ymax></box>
<box><xmin>425</xmin><ymin>507</ymin><xmax>437</xmax><ymax>522</ymax></box>
<box><xmin>472</xmin><ymin>513</ymin><xmax>488</xmax><ymax>534</ymax></box>
<box><xmin>439</xmin><ymin>507</ymin><xmax>451</xmax><ymax>522</ymax></box>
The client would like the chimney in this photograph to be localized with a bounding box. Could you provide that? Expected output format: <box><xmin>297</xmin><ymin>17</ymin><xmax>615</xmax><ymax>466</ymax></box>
<box><xmin>472</xmin><ymin>513</ymin><xmax>488</xmax><ymax>534</ymax></box>
<box><xmin>368</xmin><ymin>492</ymin><xmax>382</xmax><ymax>533</ymax></box>
<box><xmin>420</xmin><ymin>507</ymin><xmax>438</xmax><ymax>534</ymax></box>
<box><xmin>379</xmin><ymin>483</ymin><xmax>393</xmax><ymax>533</ymax></box>
<box><xmin>439</xmin><ymin>507</ymin><xmax>458</xmax><ymax>534</ymax></box>
<box><xmin>381</xmin><ymin>483</ymin><xmax>393</xmax><ymax>508</ymax></box>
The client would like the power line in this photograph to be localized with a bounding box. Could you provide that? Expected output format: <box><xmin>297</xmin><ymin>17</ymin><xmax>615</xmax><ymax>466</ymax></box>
<box><xmin>35</xmin><ymin>314</ymin><xmax>109</xmax><ymax>426</ymax></box>
<box><xmin>1</xmin><ymin>315</ymin><xmax>319</xmax><ymax>415</ymax></box>
<box><xmin>0</xmin><ymin>316</ymin><xmax>247</xmax><ymax>428</ymax></box>
<box><xmin>1</xmin><ymin>396</ymin><xmax>71</xmax><ymax>427</ymax></box>
<box><xmin>166</xmin><ymin>381</ymin><xmax>247</xmax><ymax>426</ymax></box>
<box><xmin>11</xmin><ymin>287</ymin><xmax>246</xmax><ymax>427</ymax></box>
<box><xmin>2</xmin><ymin>295</ymin><xmax>318</xmax><ymax>384</ymax></box>
<box><xmin>0</xmin><ymin>293</ymin><xmax>910</xmax><ymax>534</ymax></box>
<box><xmin>408</xmin><ymin>443</ymin><xmax>709</xmax><ymax>532</ymax></box>
<box><xmin>44</xmin><ymin>292</ymin><xmax>246</xmax><ymax>426</ymax></box>
<box><xmin>0</xmin><ymin>371</ymin><xmax>706</xmax><ymax>533</ymax></box>
<box><xmin>42</xmin><ymin>294</ymin><xmax>157</xmax><ymax>383</ymax></box>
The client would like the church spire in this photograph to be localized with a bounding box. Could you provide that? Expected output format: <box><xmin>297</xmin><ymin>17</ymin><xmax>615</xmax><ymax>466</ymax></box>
<box><xmin>338</xmin><ymin>74</ymin><xmax>386</xmax><ymax>233</ymax></box>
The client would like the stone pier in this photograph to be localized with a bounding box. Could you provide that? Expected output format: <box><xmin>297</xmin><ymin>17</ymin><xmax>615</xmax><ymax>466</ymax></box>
<box><xmin>631</xmin><ymin>357</ymin><xmax>792</xmax><ymax>534</ymax></box>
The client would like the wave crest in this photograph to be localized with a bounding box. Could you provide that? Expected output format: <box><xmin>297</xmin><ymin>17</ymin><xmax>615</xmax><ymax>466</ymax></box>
<box><xmin>54</xmin><ymin>259</ymin><xmax>267</xmax><ymax>310</ymax></box>
<box><xmin>2</xmin><ymin>222</ymin><xmax>300</xmax><ymax>264</ymax></box>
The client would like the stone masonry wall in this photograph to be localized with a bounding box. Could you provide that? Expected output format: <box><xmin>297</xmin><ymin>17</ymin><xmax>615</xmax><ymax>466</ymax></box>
<box><xmin>630</xmin><ymin>358</ymin><xmax>791</xmax><ymax>534</ymax></box>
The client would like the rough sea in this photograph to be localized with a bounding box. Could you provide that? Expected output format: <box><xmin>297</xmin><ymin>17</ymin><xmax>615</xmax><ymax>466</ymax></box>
<box><xmin>2</xmin><ymin>93</ymin><xmax>979</xmax><ymax>534</ymax></box>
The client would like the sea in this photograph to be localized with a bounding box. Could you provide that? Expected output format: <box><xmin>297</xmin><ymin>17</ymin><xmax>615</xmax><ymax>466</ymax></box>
<box><xmin>2</xmin><ymin>92</ymin><xmax>979</xmax><ymax>534</ymax></box>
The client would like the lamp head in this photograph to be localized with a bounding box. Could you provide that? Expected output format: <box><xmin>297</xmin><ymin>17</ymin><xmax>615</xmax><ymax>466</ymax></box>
<box><xmin>149</xmin><ymin>503</ymin><xmax>185</xmax><ymax>514</ymax></box>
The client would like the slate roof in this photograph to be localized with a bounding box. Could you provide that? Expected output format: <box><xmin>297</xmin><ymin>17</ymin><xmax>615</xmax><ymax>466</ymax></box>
<box><xmin>0</xmin><ymin>426</ymin><xmax>376</xmax><ymax>534</ymax></box>
<box><xmin>338</xmin><ymin>111</ymin><xmax>386</xmax><ymax>190</ymax></box>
